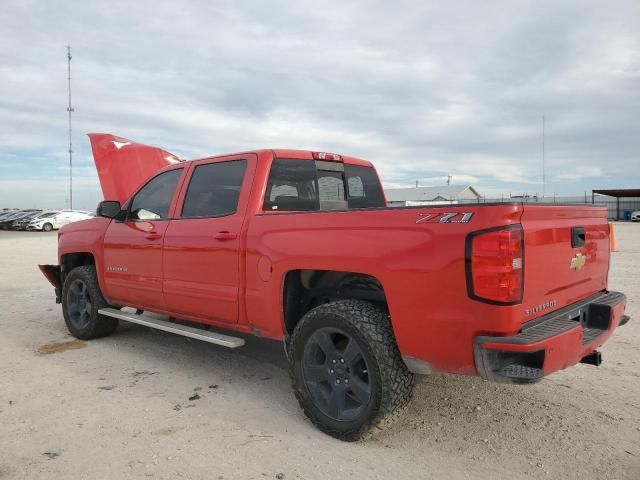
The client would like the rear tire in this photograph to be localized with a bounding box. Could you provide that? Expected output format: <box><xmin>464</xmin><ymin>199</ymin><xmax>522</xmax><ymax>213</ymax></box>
<box><xmin>288</xmin><ymin>299</ymin><xmax>414</xmax><ymax>441</ymax></box>
<box><xmin>62</xmin><ymin>265</ymin><xmax>118</xmax><ymax>340</ymax></box>
<box><xmin>42</xmin><ymin>223</ymin><xmax>53</xmax><ymax>232</ymax></box>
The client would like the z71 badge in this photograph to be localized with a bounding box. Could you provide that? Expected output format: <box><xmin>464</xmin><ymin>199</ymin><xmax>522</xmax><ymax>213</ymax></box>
<box><xmin>415</xmin><ymin>212</ymin><xmax>474</xmax><ymax>224</ymax></box>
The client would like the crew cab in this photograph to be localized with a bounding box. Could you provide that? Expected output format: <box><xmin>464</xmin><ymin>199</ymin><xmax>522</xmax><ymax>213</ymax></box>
<box><xmin>40</xmin><ymin>133</ymin><xmax>630</xmax><ymax>440</ymax></box>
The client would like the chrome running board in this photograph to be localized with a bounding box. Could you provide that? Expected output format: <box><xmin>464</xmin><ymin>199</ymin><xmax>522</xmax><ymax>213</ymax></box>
<box><xmin>98</xmin><ymin>308</ymin><xmax>245</xmax><ymax>348</ymax></box>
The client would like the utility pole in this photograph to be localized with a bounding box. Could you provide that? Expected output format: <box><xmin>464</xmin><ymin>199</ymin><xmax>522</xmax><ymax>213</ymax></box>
<box><xmin>67</xmin><ymin>45</ymin><xmax>74</xmax><ymax>209</ymax></box>
<box><xmin>446</xmin><ymin>175</ymin><xmax>452</xmax><ymax>186</ymax></box>
<box><xmin>542</xmin><ymin>114</ymin><xmax>545</xmax><ymax>198</ymax></box>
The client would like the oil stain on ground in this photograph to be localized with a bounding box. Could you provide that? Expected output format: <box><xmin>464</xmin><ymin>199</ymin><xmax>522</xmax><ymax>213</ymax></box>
<box><xmin>36</xmin><ymin>339</ymin><xmax>87</xmax><ymax>355</ymax></box>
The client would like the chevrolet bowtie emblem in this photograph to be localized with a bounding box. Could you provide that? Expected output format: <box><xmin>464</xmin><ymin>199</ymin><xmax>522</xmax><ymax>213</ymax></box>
<box><xmin>570</xmin><ymin>253</ymin><xmax>586</xmax><ymax>270</ymax></box>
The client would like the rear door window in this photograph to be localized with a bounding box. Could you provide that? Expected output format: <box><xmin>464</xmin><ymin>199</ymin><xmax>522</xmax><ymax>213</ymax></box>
<box><xmin>181</xmin><ymin>160</ymin><xmax>247</xmax><ymax>218</ymax></box>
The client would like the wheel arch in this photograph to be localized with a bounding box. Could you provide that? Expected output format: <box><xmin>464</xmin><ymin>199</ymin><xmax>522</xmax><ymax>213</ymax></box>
<box><xmin>281</xmin><ymin>269</ymin><xmax>388</xmax><ymax>335</ymax></box>
<box><xmin>60</xmin><ymin>252</ymin><xmax>96</xmax><ymax>285</ymax></box>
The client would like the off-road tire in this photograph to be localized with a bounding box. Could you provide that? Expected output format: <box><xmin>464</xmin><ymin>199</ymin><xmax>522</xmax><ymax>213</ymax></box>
<box><xmin>42</xmin><ymin>223</ymin><xmax>53</xmax><ymax>232</ymax></box>
<box><xmin>62</xmin><ymin>265</ymin><xmax>118</xmax><ymax>340</ymax></box>
<box><xmin>288</xmin><ymin>299</ymin><xmax>415</xmax><ymax>441</ymax></box>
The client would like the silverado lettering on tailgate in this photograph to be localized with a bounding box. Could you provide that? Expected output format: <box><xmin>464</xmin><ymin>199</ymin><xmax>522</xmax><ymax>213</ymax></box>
<box><xmin>524</xmin><ymin>300</ymin><xmax>558</xmax><ymax>317</ymax></box>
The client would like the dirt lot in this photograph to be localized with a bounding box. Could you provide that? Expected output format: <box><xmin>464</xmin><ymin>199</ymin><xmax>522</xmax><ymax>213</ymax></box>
<box><xmin>0</xmin><ymin>224</ymin><xmax>638</xmax><ymax>480</ymax></box>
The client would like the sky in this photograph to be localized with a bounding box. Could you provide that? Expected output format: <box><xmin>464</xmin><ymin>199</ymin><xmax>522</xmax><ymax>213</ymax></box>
<box><xmin>0</xmin><ymin>0</ymin><xmax>639</xmax><ymax>209</ymax></box>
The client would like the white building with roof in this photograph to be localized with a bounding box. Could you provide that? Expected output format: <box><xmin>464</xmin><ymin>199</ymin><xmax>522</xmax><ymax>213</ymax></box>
<box><xmin>384</xmin><ymin>185</ymin><xmax>481</xmax><ymax>207</ymax></box>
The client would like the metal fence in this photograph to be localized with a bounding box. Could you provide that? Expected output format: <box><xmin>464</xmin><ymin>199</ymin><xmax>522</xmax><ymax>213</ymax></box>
<box><xmin>477</xmin><ymin>195</ymin><xmax>640</xmax><ymax>220</ymax></box>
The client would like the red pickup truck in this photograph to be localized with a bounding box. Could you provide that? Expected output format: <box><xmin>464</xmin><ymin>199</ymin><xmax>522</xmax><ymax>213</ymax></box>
<box><xmin>40</xmin><ymin>134</ymin><xmax>629</xmax><ymax>440</ymax></box>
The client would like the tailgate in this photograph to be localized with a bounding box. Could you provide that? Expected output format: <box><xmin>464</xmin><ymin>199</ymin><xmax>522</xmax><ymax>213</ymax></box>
<box><xmin>519</xmin><ymin>205</ymin><xmax>610</xmax><ymax>319</ymax></box>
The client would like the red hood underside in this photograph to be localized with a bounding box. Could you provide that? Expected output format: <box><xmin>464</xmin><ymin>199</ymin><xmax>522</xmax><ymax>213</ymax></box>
<box><xmin>88</xmin><ymin>133</ymin><xmax>183</xmax><ymax>204</ymax></box>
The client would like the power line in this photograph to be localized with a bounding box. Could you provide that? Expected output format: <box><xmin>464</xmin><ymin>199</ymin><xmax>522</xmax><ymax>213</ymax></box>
<box><xmin>67</xmin><ymin>45</ymin><xmax>74</xmax><ymax>209</ymax></box>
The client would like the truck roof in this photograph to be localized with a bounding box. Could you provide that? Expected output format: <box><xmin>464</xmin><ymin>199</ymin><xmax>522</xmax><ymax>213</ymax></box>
<box><xmin>191</xmin><ymin>149</ymin><xmax>373</xmax><ymax>168</ymax></box>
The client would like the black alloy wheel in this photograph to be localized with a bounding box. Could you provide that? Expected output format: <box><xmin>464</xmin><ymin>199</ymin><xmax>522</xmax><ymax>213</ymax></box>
<box><xmin>288</xmin><ymin>299</ymin><xmax>415</xmax><ymax>440</ymax></box>
<box><xmin>302</xmin><ymin>327</ymin><xmax>371</xmax><ymax>421</ymax></box>
<box><xmin>66</xmin><ymin>279</ymin><xmax>93</xmax><ymax>330</ymax></box>
<box><xmin>61</xmin><ymin>265</ymin><xmax>118</xmax><ymax>339</ymax></box>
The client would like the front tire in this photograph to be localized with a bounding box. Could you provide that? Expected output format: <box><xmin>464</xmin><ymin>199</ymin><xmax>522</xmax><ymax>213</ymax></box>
<box><xmin>288</xmin><ymin>299</ymin><xmax>414</xmax><ymax>441</ymax></box>
<box><xmin>42</xmin><ymin>223</ymin><xmax>53</xmax><ymax>232</ymax></box>
<box><xmin>62</xmin><ymin>265</ymin><xmax>118</xmax><ymax>340</ymax></box>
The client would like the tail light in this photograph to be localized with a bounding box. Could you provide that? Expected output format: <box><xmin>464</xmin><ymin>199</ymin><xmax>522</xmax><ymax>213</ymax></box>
<box><xmin>466</xmin><ymin>225</ymin><xmax>524</xmax><ymax>304</ymax></box>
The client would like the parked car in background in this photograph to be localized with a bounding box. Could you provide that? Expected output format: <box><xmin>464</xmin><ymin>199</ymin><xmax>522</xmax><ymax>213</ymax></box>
<box><xmin>0</xmin><ymin>210</ymin><xmax>41</xmax><ymax>230</ymax></box>
<box><xmin>26</xmin><ymin>210</ymin><xmax>93</xmax><ymax>231</ymax></box>
<box><xmin>0</xmin><ymin>210</ymin><xmax>19</xmax><ymax>221</ymax></box>
<box><xmin>0</xmin><ymin>210</ymin><xmax>25</xmax><ymax>223</ymax></box>
<box><xmin>11</xmin><ymin>210</ymin><xmax>47</xmax><ymax>230</ymax></box>
<box><xmin>18</xmin><ymin>210</ymin><xmax>60</xmax><ymax>231</ymax></box>
<box><xmin>632</xmin><ymin>210</ymin><xmax>640</xmax><ymax>222</ymax></box>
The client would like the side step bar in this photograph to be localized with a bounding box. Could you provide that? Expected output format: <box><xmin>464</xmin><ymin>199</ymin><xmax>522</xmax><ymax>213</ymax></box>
<box><xmin>98</xmin><ymin>308</ymin><xmax>245</xmax><ymax>348</ymax></box>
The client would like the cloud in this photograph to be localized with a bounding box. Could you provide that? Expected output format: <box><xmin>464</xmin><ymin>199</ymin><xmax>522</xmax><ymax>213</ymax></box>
<box><xmin>0</xmin><ymin>0</ymin><xmax>638</xmax><ymax>208</ymax></box>
<box><xmin>555</xmin><ymin>166</ymin><xmax>604</xmax><ymax>182</ymax></box>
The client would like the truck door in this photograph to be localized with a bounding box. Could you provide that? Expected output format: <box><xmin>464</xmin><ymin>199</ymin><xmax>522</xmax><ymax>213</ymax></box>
<box><xmin>102</xmin><ymin>168</ymin><xmax>184</xmax><ymax>308</ymax></box>
<box><xmin>162</xmin><ymin>155</ymin><xmax>255</xmax><ymax>324</ymax></box>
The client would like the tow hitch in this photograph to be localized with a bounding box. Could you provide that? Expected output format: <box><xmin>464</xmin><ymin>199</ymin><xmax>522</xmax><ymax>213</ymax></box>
<box><xmin>580</xmin><ymin>350</ymin><xmax>602</xmax><ymax>367</ymax></box>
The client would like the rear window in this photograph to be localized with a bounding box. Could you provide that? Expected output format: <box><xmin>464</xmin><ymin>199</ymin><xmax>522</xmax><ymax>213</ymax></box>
<box><xmin>264</xmin><ymin>159</ymin><xmax>385</xmax><ymax>211</ymax></box>
<box><xmin>344</xmin><ymin>164</ymin><xmax>386</xmax><ymax>209</ymax></box>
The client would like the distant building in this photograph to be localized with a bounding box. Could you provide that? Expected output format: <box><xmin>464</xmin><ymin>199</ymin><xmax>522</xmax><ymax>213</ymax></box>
<box><xmin>384</xmin><ymin>185</ymin><xmax>481</xmax><ymax>207</ymax></box>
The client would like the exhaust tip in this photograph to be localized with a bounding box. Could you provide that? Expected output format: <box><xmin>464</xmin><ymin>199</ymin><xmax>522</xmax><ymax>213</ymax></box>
<box><xmin>580</xmin><ymin>350</ymin><xmax>602</xmax><ymax>367</ymax></box>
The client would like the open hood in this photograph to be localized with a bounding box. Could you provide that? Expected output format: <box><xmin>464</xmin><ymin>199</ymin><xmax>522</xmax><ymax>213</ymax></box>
<box><xmin>88</xmin><ymin>133</ymin><xmax>183</xmax><ymax>204</ymax></box>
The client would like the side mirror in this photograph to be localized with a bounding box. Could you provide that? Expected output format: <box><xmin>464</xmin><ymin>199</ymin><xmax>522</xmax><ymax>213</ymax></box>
<box><xmin>97</xmin><ymin>200</ymin><xmax>121</xmax><ymax>219</ymax></box>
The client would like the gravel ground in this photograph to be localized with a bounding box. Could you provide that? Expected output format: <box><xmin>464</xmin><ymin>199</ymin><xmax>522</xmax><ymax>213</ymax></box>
<box><xmin>0</xmin><ymin>224</ymin><xmax>638</xmax><ymax>479</ymax></box>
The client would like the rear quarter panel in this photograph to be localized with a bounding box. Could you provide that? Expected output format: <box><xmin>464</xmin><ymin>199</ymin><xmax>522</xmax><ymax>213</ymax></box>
<box><xmin>245</xmin><ymin>204</ymin><xmax>523</xmax><ymax>375</ymax></box>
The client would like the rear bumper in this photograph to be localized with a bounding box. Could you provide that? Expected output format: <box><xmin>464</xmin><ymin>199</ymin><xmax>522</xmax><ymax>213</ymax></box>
<box><xmin>474</xmin><ymin>291</ymin><xmax>628</xmax><ymax>384</ymax></box>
